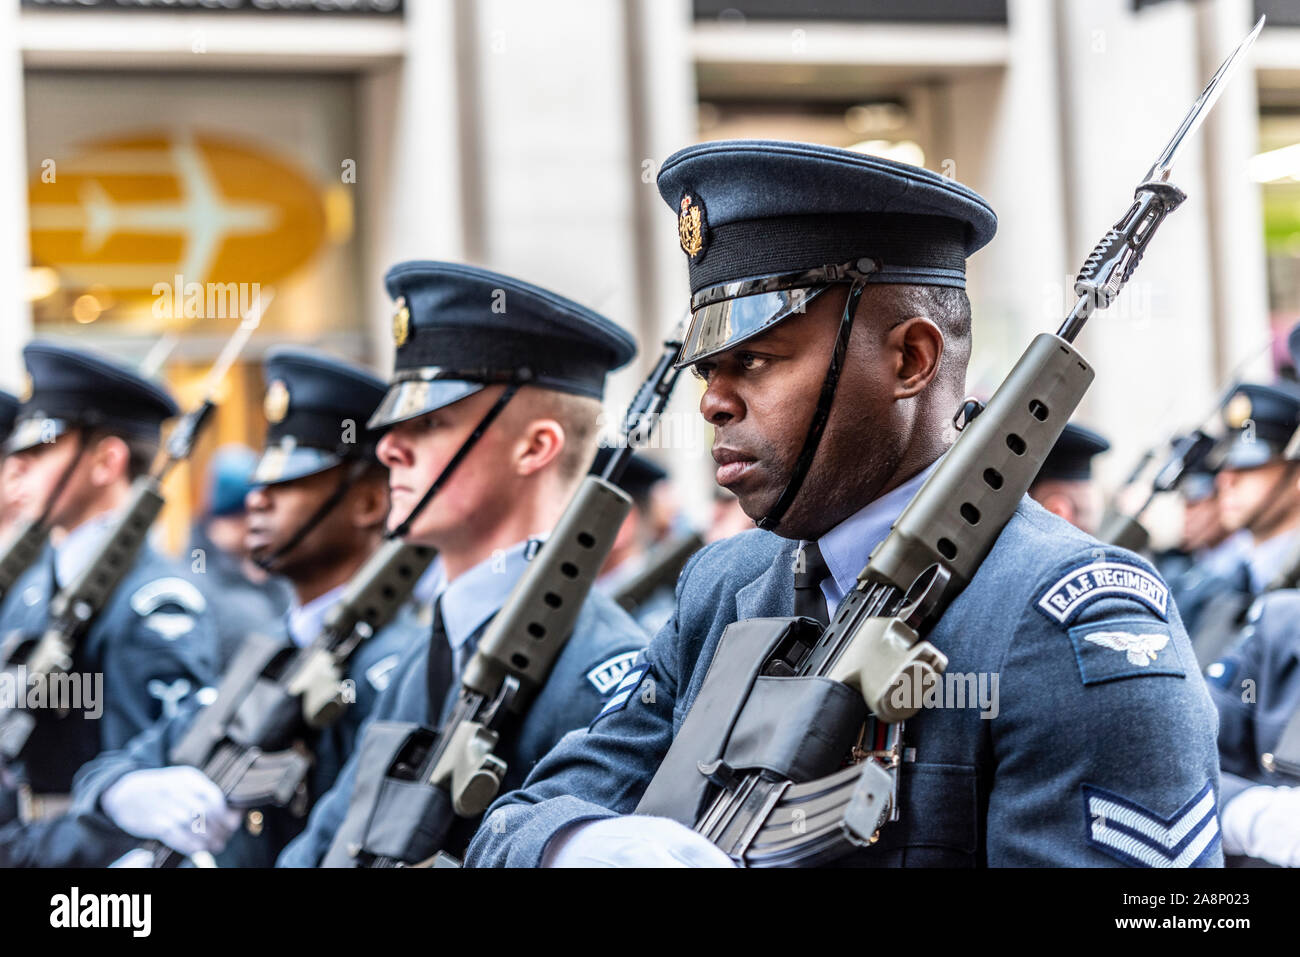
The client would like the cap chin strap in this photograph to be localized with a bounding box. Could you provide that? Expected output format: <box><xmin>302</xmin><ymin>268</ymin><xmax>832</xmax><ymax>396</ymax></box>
<box><xmin>387</xmin><ymin>383</ymin><xmax>522</xmax><ymax>541</ymax></box>
<box><xmin>35</xmin><ymin>427</ymin><xmax>92</xmax><ymax>529</ymax></box>
<box><xmin>757</xmin><ymin>279</ymin><xmax>867</xmax><ymax>533</ymax></box>
<box><xmin>253</xmin><ymin>458</ymin><xmax>373</xmax><ymax>573</ymax></box>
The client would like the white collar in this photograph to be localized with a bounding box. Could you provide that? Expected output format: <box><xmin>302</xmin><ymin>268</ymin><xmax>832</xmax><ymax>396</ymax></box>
<box><xmin>54</xmin><ymin>511</ymin><xmax>122</xmax><ymax>589</ymax></box>
<box><xmin>286</xmin><ymin>583</ymin><xmax>348</xmax><ymax>648</ymax></box>
<box><xmin>437</xmin><ymin>538</ymin><xmax>541</xmax><ymax>651</ymax></box>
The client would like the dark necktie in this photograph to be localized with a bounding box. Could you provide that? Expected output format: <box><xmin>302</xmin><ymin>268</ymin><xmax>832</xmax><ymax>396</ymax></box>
<box><xmin>792</xmin><ymin>541</ymin><xmax>831</xmax><ymax>627</ymax></box>
<box><xmin>425</xmin><ymin>598</ymin><xmax>456</xmax><ymax>725</ymax></box>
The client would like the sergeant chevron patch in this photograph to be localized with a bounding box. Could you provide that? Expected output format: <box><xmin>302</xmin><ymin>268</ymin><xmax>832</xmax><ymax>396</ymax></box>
<box><xmin>1083</xmin><ymin>782</ymin><xmax>1219</xmax><ymax>868</ymax></box>
<box><xmin>590</xmin><ymin>662</ymin><xmax>649</xmax><ymax>728</ymax></box>
<box><xmin>1036</xmin><ymin>560</ymin><xmax>1169</xmax><ymax>625</ymax></box>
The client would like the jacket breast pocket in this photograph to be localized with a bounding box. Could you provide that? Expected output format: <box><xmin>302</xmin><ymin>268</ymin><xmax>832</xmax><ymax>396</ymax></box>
<box><xmin>869</xmin><ymin>762</ymin><xmax>981</xmax><ymax>867</ymax></box>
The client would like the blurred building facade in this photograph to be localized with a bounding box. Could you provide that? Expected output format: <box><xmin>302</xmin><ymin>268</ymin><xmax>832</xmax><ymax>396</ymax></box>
<box><xmin>0</xmin><ymin>0</ymin><xmax>1296</xmax><ymax>542</ymax></box>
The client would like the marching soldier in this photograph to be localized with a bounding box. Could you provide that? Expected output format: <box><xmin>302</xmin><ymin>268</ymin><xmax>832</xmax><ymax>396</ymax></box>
<box><xmin>1188</xmin><ymin>382</ymin><xmax>1300</xmax><ymax>666</ymax></box>
<box><xmin>1154</xmin><ymin>449</ymin><xmax>1250</xmax><ymax>638</ymax></box>
<box><xmin>184</xmin><ymin>445</ymin><xmax>293</xmax><ymax>671</ymax></box>
<box><xmin>466</xmin><ymin>140</ymin><xmax>1222</xmax><ymax>868</ymax></box>
<box><xmin>55</xmin><ymin>348</ymin><xmax>429</xmax><ymax>867</ymax></box>
<box><xmin>1205</xmin><ymin>590</ymin><xmax>1300</xmax><ymax>867</ymax></box>
<box><xmin>0</xmin><ymin>343</ymin><xmax>216</xmax><ymax>838</ymax></box>
<box><xmin>1202</xmin><ymin>337</ymin><xmax>1300</xmax><ymax>868</ymax></box>
<box><xmin>278</xmin><ymin>262</ymin><xmax>649</xmax><ymax>866</ymax></box>
<box><xmin>1027</xmin><ymin>422</ymin><xmax>1109</xmax><ymax>535</ymax></box>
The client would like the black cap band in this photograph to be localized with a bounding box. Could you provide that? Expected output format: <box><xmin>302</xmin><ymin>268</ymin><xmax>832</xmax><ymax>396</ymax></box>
<box><xmin>687</xmin><ymin>213</ymin><xmax>969</xmax><ymax>293</ymax></box>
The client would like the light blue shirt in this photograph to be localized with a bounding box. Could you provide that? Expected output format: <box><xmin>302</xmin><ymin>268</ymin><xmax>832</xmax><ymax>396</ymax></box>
<box><xmin>286</xmin><ymin>583</ymin><xmax>347</xmax><ymax>649</ymax></box>
<box><xmin>54</xmin><ymin>511</ymin><xmax>120</xmax><ymax>588</ymax></box>
<box><xmin>809</xmin><ymin>462</ymin><xmax>938</xmax><ymax>617</ymax></box>
<box><xmin>413</xmin><ymin>556</ymin><xmax>445</xmax><ymax>607</ymax></box>
<box><xmin>437</xmin><ymin>538</ymin><xmax>541</xmax><ymax>678</ymax></box>
<box><xmin>1246</xmin><ymin>528</ymin><xmax>1300</xmax><ymax>593</ymax></box>
<box><xmin>1197</xmin><ymin>528</ymin><xmax>1252</xmax><ymax>580</ymax></box>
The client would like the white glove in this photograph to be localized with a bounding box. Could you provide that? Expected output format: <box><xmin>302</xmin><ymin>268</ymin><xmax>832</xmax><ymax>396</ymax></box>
<box><xmin>101</xmin><ymin>766</ymin><xmax>242</xmax><ymax>857</ymax></box>
<box><xmin>109</xmin><ymin>848</ymin><xmax>157</xmax><ymax>868</ymax></box>
<box><xmin>543</xmin><ymin>815</ymin><xmax>738</xmax><ymax>868</ymax></box>
<box><xmin>1221</xmin><ymin>785</ymin><xmax>1300</xmax><ymax>867</ymax></box>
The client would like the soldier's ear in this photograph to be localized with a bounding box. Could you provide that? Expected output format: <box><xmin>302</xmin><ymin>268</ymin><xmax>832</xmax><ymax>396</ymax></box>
<box><xmin>1036</xmin><ymin>490</ymin><xmax>1077</xmax><ymax>526</ymax></box>
<box><xmin>350</xmin><ymin>471</ymin><xmax>391</xmax><ymax>531</ymax></box>
<box><xmin>888</xmin><ymin>316</ymin><xmax>944</xmax><ymax>399</ymax></box>
<box><xmin>88</xmin><ymin>435</ymin><xmax>130</xmax><ymax>489</ymax></box>
<box><xmin>514</xmin><ymin>418</ymin><xmax>565</xmax><ymax>478</ymax></box>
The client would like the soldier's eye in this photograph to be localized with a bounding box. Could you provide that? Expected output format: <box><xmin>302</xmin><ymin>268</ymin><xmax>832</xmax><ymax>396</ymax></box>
<box><xmin>692</xmin><ymin>363</ymin><xmax>714</xmax><ymax>383</ymax></box>
<box><xmin>737</xmin><ymin>353</ymin><xmax>765</xmax><ymax>371</ymax></box>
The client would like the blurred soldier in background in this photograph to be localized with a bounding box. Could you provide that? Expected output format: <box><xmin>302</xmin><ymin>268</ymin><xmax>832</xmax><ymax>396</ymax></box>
<box><xmin>63</xmin><ymin>349</ymin><xmax>426</xmax><ymax>867</ymax></box>
<box><xmin>1190</xmin><ymin>382</ymin><xmax>1300</xmax><ymax>666</ymax></box>
<box><xmin>1206</xmin><ymin>587</ymin><xmax>1300</xmax><ymax>868</ymax></box>
<box><xmin>0</xmin><ymin>343</ymin><xmax>215</xmax><ymax>838</ymax></box>
<box><xmin>706</xmin><ymin>487</ymin><xmax>755</xmax><ymax>543</ymax></box>
<box><xmin>1027</xmin><ymin>422</ymin><xmax>1109</xmax><ymax>535</ymax></box>
<box><xmin>1202</xmin><ymin>335</ymin><xmax>1300</xmax><ymax>869</ymax></box>
<box><xmin>185</xmin><ymin>444</ymin><xmax>293</xmax><ymax>670</ymax></box>
<box><xmin>1155</xmin><ymin>453</ymin><xmax>1251</xmax><ymax>639</ymax></box>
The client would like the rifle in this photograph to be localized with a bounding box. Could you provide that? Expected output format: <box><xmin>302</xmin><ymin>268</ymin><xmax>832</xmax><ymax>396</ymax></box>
<box><xmin>145</xmin><ymin>536</ymin><xmax>437</xmax><ymax>867</ymax></box>
<box><xmin>612</xmin><ymin>532</ymin><xmax>705</xmax><ymax>614</ymax></box>
<box><xmin>325</xmin><ymin>319</ymin><xmax>688</xmax><ymax>867</ymax></box>
<box><xmin>631</xmin><ymin>19</ymin><xmax>1262</xmax><ymax>866</ymax></box>
<box><xmin>0</xmin><ymin>292</ymin><xmax>271</xmax><ymax>763</ymax></box>
<box><xmin>0</xmin><ymin>520</ymin><xmax>52</xmax><ymax>608</ymax></box>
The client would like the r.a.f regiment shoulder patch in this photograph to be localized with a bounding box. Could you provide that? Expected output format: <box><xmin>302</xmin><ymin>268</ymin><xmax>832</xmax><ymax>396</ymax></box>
<box><xmin>1036</xmin><ymin>560</ymin><xmax>1169</xmax><ymax>626</ymax></box>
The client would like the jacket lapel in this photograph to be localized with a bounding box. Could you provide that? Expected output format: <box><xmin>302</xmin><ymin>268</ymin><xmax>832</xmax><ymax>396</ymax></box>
<box><xmin>734</xmin><ymin>538</ymin><xmax>798</xmax><ymax>621</ymax></box>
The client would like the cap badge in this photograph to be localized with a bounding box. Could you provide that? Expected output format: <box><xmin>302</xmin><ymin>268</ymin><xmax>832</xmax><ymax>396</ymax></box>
<box><xmin>679</xmin><ymin>194</ymin><xmax>706</xmax><ymax>260</ymax></box>
<box><xmin>393</xmin><ymin>296</ymin><xmax>411</xmax><ymax>348</ymax></box>
<box><xmin>1225</xmin><ymin>393</ymin><xmax>1253</xmax><ymax>430</ymax></box>
<box><xmin>264</xmin><ymin>379</ymin><xmax>290</xmax><ymax>424</ymax></box>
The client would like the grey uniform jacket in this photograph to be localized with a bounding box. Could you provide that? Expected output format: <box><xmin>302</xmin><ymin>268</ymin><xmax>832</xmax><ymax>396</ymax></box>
<box><xmin>0</xmin><ymin>546</ymin><xmax>216</xmax><ymax>826</ymax></box>
<box><xmin>467</xmin><ymin>498</ymin><xmax>1224</xmax><ymax>868</ymax></box>
<box><xmin>277</xmin><ymin>588</ymin><xmax>647</xmax><ymax>866</ymax></box>
<box><xmin>1206</xmin><ymin>589</ymin><xmax>1300</xmax><ymax>806</ymax></box>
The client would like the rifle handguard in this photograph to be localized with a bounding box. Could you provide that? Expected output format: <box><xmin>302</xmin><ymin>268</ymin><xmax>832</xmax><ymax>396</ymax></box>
<box><xmin>461</xmin><ymin>476</ymin><xmax>632</xmax><ymax>703</ymax></box>
<box><xmin>0</xmin><ymin>520</ymin><xmax>50</xmax><ymax>602</ymax></box>
<box><xmin>866</xmin><ymin>334</ymin><xmax>1094</xmax><ymax>594</ymax></box>
<box><xmin>48</xmin><ymin>478</ymin><xmax>164</xmax><ymax>627</ymax></box>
